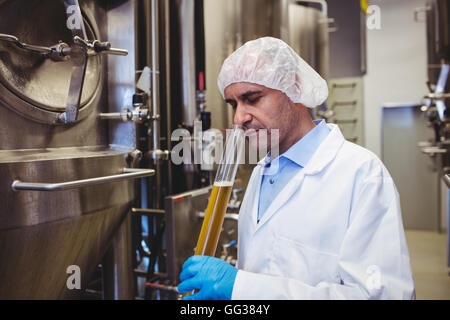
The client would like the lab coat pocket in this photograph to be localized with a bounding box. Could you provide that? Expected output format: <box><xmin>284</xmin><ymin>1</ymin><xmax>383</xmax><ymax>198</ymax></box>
<box><xmin>272</xmin><ymin>234</ymin><xmax>340</xmax><ymax>286</ymax></box>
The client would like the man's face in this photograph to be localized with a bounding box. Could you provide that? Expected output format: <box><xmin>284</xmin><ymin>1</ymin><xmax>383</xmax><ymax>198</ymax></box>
<box><xmin>224</xmin><ymin>82</ymin><xmax>299</xmax><ymax>154</ymax></box>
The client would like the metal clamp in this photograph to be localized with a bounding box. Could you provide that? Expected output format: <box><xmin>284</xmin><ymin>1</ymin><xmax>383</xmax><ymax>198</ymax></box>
<box><xmin>424</xmin><ymin>92</ymin><xmax>450</xmax><ymax>101</ymax></box>
<box><xmin>11</xmin><ymin>168</ymin><xmax>155</xmax><ymax>192</ymax></box>
<box><xmin>148</xmin><ymin>149</ymin><xmax>170</xmax><ymax>161</ymax></box>
<box><xmin>73</xmin><ymin>36</ymin><xmax>128</xmax><ymax>56</ymax></box>
<box><xmin>319</xmin><ymin>17</ymin><xmax>338</xmax><ymax>33</ymax></box>
<box><xmin>414</xmin><ymin>6</ymin><xmax>431</xmax><ymax>23</ymax></box>
<box><xmin>197</xmin><ymin>211</ymin><xmax>239</xmax><ymax>222</ymax></box>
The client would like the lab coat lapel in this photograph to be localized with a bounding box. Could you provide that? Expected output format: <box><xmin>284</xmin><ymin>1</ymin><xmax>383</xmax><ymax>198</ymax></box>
<box><xmin>250</xmin><ymin>164</ymin><xmax>264</xmax><ymax>229</ymax></box>
<box><xmin>255</xmin><ymin>168</ymin><xmax>306</xmax><ymax>229</ymax></box>
<box><xmin>239</xmin><ymin>162</ymin><xmax>264</xmax><ymax>238</ymax></box>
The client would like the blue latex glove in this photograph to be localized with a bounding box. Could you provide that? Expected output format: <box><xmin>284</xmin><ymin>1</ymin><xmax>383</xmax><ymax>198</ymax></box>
<box><xmin>178</xmin><ymin>255</ymin><xmax>238</xmax><ymax>300</ymax></box>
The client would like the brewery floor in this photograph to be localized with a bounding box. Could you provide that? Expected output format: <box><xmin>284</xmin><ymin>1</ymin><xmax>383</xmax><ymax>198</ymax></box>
<box><xmin>405</xmin><ymin>230</ymin><xmax>450</xmax><ymax>300</ymax></box>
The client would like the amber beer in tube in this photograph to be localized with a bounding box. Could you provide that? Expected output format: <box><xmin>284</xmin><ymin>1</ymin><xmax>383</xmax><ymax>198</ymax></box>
<box><xmin>183</xmin><ymin>125</ymin><xmax>244</xmax><ymax>298</ymax></box>
<box><xmin>194</xmin><ymin>182</ymin><xmax>233</xmax><ymax>256</ymax></box>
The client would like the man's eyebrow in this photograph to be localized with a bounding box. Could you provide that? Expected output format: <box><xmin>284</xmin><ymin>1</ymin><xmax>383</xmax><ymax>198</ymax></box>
<box><xmin>224</xmin><ymin>90</ymin><xmax>263</xmax><ymax>104</ymax></box>
<box><xmin>239</xmin><ymin>90</ymin><xmax>262</xmax><ymax>99</ymax></box>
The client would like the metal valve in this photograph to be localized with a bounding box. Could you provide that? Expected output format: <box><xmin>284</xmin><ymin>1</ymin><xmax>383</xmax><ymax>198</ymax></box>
<box><xmin>99</xmin><ymin>93</ymin><xmax>153</xmax><ymax>123</ymax></box>
<box><xmin>73</xmin><ymin>36</ymin><xmax>128</xmax><ymax>56</ymax></box>
<box><xmin>99</xmin><ymin>108</ymin><xmax>151</xmax><ymax>123</ymax></box>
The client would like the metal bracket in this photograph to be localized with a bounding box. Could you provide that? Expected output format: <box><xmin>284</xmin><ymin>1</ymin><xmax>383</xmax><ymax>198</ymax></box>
<box><xmin>414</xmin><ymin>6</ymin><xmax>431</xmax><ymax>23</ymax></box>
<box><xmin>57</xmin><ymin>0</ymin><xmax>90</xmax><ymax>124</ymax></box>
<box><xmin>197</xmin><ymin>211</ymin><xmax>239</xmax><ymax>222</ymax></box>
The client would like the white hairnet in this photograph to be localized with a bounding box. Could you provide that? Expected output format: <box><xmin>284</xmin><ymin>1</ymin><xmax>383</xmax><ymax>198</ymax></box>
<box><xmin>217</xmin><ymin>37</ymin><xmax>328</xmax><ymax>108</ymax></box>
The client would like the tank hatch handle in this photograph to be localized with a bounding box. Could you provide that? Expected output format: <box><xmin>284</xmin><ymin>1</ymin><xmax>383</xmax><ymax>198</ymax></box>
<box><xmin>59</xmin><ymin>0</ymin><xmax>129</xmax><ymax>123</ymax></box>
<box><xmin>11</xmin><ymin>168</ymin><xmax>155</xmax><ymax>192</ymax></box>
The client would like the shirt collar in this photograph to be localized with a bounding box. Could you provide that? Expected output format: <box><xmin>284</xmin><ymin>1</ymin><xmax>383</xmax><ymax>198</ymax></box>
<box><xmin>274</xmin><ymin>119</ymin><xmax>330</xmax><ymax>168</ymax></box>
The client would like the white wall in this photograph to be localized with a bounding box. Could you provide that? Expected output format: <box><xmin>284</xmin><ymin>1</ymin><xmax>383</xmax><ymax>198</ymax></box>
<box><xmin>364</xmin><ymin>0</ymin><xmax>428</xmax><ymax>157</ymax></box>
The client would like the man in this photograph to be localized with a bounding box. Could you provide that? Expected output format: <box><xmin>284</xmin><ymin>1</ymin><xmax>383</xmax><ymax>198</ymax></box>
<box><xmin>178</xmin><ymin>37</ymin><xmax>415</xmax><ymax>300</ymax></box>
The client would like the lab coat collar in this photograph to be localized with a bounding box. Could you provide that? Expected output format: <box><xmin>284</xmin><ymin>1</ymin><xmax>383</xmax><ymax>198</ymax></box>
<box><xmin>256</xmin><ymin>123</ymin><xmax>344</xmax><ymax>176</ymax></box>
<box><xmin>282</xmin><ymin>119</ymin><xmax>329</xmax><ymax>168</ymax></box>
<box><xmin>302</xmin><ymin>123</ymin><xmax>345</xmax><ymax>175</ymax></box>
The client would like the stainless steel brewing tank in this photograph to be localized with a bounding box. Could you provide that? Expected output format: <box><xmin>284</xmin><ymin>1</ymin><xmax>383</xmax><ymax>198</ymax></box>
<box><xmin>0</xmin><ymin>0</ymin><xmax>139</xmax><ymax>299</ymax></box>
<box><xmin>237</xmin><ymin>0</ymin><xmax>328</xmax><ymax>77</ymax></box>
<box><xmin>204</xmin><ymin>0</ymin><xmax>330</xmax><ymax>131</ymax></box>
<box><xmin>289</xmin><ymin>2</ymin><xmax>330</xmax><ymax>79</ymax></box>
<box><xmin>0</xmin><ymin>147</ymin><xmax>137</xmax><ymax>299</ymax></box>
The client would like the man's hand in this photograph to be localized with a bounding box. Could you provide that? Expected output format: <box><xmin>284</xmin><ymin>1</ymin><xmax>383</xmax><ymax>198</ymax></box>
<box><xmin>178</xmin><ymin>255</ymin><xmax>238</xmax><ymax>300</ymax></box>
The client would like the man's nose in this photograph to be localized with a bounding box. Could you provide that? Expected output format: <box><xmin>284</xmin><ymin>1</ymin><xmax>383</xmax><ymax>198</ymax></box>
<box><xmin>233</xmin><ymin>104</ymin><xmax>252</xmax><ymax>126</ymax></box>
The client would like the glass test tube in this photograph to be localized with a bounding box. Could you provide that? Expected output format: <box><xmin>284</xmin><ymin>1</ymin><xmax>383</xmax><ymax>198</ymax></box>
<box><xmin>183</xmin><ymin>124</ymin><xmax>244</xmax><ymax>297</ymax></box>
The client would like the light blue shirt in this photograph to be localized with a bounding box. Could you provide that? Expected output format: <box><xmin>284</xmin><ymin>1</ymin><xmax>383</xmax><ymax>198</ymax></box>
<box><xmin>258</xmin><ymin>120</ymin><xmax>330</xmax><ymax>222</ymax></box>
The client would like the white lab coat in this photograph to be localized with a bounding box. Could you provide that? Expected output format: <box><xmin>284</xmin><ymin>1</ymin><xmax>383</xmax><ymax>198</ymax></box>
<box><xmin>232</xmin><ymin>124</ymin><xmax>415</xmax><ymax>300</ymax></box>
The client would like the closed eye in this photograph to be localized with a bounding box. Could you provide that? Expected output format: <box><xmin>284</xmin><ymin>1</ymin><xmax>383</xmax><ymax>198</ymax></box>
<box><xmin>246</xmin><ymin>96</ymin><xmax>261</xmax><ymax>104</ymax></box>
<box><xmin>225</xmin><ymin>99</ymin><xmax>237</xmax><ymax>109</ymax></box>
